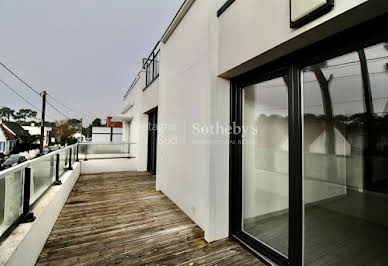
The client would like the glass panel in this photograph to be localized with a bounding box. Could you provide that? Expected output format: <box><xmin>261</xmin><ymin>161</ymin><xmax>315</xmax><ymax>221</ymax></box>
<box><xmin>30</xmin><ymin>155</ymin><xmax>55</xmax><ymax>204</ymax></box>
<box><xmin>0</xmin><ymin>170</ymin><xmax>24</xmax><ymax>237</ymax></box>
<box><xmin>73</xmin><ymin>146</ymin><xmax>77</xmax><ymax>163</ymax></box>
<box><xmin>303</xmin><ymin>43</ymin><xmax>388</xmax><ymax>265</ymax></box>
<box><xmin>242</xmin><ymin>75</ymin><xmax>289</xmax><ymax>256</ymax></box>
<box><xmin>58</xmin><ymin>150</ymin><xmax>67</xmax><ymax>177</ymax></box>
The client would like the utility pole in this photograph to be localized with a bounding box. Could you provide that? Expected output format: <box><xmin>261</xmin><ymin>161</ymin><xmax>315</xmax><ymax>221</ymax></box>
<box><xmin>40</xmin><ymin>91</ymin><xmax>47</xmax><ymax>156</ymax></box>
<box><xmin>80</xmin><ymin>118</ymin><xmax>83</xmax><ymax>142</ymax></box>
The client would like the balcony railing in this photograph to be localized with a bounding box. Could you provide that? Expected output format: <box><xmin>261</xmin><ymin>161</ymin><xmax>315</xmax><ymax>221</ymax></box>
<box><xmin>144</xmin><ymin>41</ymin><xmax>160</xmax><ymax>88</ymax></box>
<box><xmin>0</xmin><ymin>142</ymin><xmax>136</xmax><ymax>241</ymax></box>
<box><xmin>78</xmin><ymin>142</ymin><xmax>136</xmax><ymax>160</ymax></box>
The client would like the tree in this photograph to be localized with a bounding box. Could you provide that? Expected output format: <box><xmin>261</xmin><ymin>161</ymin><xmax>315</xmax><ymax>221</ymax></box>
<box><xmin>308</xmin><ymin>62</ymin><xmax>336</xmax><ymax>154</ymax></box>
<box><xmin>385</xmin><ymin>43</ymin><xmax>388</xmax><ymax>72</ymax></box>
<box><xmin>52</xmin><ymin>119</ymin><xmax>81</xmax><ymax>144</ymax></box>
<box><xmin>91</xmin><ymin>118</ymin><xmax>102</xmax><ymax>127</ymax></box>
<box><xmin>13</xmin><ymin>108</ymin><xmax>37</xmax><ymax>122</ymax></box>
<box><xmin>0</xmin><ymin>107</ymin><xmax>15</xmax><ymax>121</ymax></box>
<box><xmin>84</xmin><ymin>118</ymin><xmax>103</xmax><ymax>138</ymax></box>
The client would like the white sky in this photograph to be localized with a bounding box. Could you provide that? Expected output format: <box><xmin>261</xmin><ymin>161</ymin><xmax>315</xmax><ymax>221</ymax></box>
<box><xmin>0</xmin><ymin>0</ymin><xmax>183</xmax><ymax>125</ymax></box>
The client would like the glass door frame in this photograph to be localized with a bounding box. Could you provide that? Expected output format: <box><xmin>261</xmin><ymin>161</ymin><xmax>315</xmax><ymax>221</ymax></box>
<box><xmin>229</xmin><ymin>13</ymin><xmax>388</xmax><ymax>266</ymax></box>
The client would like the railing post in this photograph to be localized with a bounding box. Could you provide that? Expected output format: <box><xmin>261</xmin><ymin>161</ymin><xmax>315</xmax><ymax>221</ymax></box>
<box><xmin>21</xmin><ymin>167</ymin><xmax>36</xmax><ymax>223</ymax></box>
<box><xmin>68</xmin><ymin>148</ymin><xmax>73</xmax><ymax>170</ymax></box>
<box><xmin>54</xmin><ymin>153</ymin><xmax>62</xmax><ymax>185</ymax></box>
<box><xmin>128</xmin><ymin>143</ymin><xmax>131</xmax><ymax>159</ymax></box>
<box><xmin>76</xmin><ymin>144</ymin><xmax>79</xmax><ymax>162</ymax></box>
<box><xmin>84</xmin><ymin>144</ymin><xmax>88</xmax><ymax>161</ymax></box>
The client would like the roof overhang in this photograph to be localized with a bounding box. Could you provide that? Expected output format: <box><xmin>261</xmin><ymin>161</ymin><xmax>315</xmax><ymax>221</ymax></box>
<box><xmin>111</xmin><ymin>114</ymin><xmax>133</xmax><ymax>122</ymax></box>
<box><xmin>161</xmin><ymin>0</ymin><xmax>195</xmax><ymax>43</ymax></box>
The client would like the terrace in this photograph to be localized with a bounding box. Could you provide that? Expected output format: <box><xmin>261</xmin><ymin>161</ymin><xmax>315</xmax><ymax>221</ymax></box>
<box><xmin>0</xmin><ymin>144</ymin><xmax>263</xmax><ymax>265</ymax></box>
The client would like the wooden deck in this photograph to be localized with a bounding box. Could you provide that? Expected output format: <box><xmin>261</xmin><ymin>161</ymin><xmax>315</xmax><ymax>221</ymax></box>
<box><xmin>36</xmin><ymin>171</ymin><xmax>263</xmax><ymax>265</ymax></box>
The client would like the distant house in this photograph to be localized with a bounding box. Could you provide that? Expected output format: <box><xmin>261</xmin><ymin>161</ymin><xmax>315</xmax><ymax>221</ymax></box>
<box><xmin>91</xmin><ymin>116</ymin><xmax>123</xmax><ymax>143</ymax></box>
<box><xmin>106</xmin><ymin>116</ymin><xmax>123</xmax><ymax>128</ymax></box>
<box><xmin>72</xmin><ymin>132</ymin><xmax>86</xmax><ymax>143</ymax></box>
<box><xmin>0</xmin><ymin>121</ymin><xmax>31</xmax><ymax>155</ymax></box>
<box><xmin>0</xmin><ymin>125</ymin><xmax>16</xmax><ymax>155</ymax></box>
<box><xmin>22</xmin><ymin>122</ymin><xmax>52</xmax><ymax>146</ymax></box>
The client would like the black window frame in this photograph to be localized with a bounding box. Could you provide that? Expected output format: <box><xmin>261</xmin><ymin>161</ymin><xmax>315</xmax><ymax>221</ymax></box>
<box><xmin>229</xmin><ymin>13</ymin><xmax>388</xmax><ymax>266</ymax></box>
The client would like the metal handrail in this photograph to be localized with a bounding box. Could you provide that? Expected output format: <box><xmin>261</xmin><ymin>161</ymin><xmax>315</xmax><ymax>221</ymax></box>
<box><xmin>79</xmin><ymin>142</ymin><xmax>135</xmax><ymax>145</ymax></box>
<box><xmin>0</xmin><ymin>144</ymin><xmax>77</xmax><ymax>180</ymax></box>
<box><xmin>0</xmin><ymin>142</ymin><xmax>136</xmax><ymax>241</ymax></box>
<box><xmin>0</xmin><ymin>143</ymin><xmax>78</xmax><ymax>241</ymax></box>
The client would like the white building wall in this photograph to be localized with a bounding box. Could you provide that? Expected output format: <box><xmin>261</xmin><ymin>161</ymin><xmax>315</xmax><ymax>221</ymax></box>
<box><xmin>121</xmin><ymin>68</ymin><xmax>151</xmax><ymax>172</ymax></box>
<box><xmin>142</xmin><ymin>78</ymin><xmax>159</xmax><ymax>113</ymax></box>
<box><xmin>22</xmin><ymin>126</ymin><xmax>52</xmax><ymax>146</ymax></box>
<box><xmin>158</xmin><ymin>0</ymin><xmax>230</xmax><ymax>242</ymax></box>
<box><xmin>217</xmin><ymin>0</ymin><xmax>388</xmax><ymax>77</ymax></box>
<box><xmin>91</xmin><ymin>127</ymin><xmax>122</xmax><ymax>143</ymax></box>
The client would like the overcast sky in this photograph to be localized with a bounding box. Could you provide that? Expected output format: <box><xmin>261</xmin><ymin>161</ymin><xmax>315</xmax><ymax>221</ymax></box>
<box><xmin>0</xmin><ymin>0</ymin><xmax>182</xmax><ymax>125</ymax></box>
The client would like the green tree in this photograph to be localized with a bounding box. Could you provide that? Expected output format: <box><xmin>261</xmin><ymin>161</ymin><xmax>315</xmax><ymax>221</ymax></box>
<box><xmin>0</xmin><ymin>107</ymin><xmax>15</xmax><ymax>121</ymax></box>
<box><xmin>91</xmin><ymin>118</ymin><xmax>102</xmax><ymax>127</ymax></box>
<box><xmin>13</xmin><ymin>108</ymin><xmax>38</xmax><ymax>122</ymax></box>
<box><xmin>52</xmin><ymin>119</ymin><xmax>81</xmax><ymax>144</ymax></box>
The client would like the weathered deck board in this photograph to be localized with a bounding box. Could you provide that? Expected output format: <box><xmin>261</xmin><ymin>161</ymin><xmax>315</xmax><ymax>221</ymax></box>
<box><xmin>36</xmin><ymin>171</ymin><xmax>263</xmax><ymax>265</ymax></box>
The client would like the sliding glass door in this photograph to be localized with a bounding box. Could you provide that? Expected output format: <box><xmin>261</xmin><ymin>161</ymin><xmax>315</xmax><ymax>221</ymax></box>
<box><xmin>242</xmin><ymin>74</ymin><xmax>290</xmax><ymax>257</ymax></box>
<box><xmin>230</xmin><ymin>14</ymin><xmax>388</xmax><ymax>266</ymax></box>
<box><xmin>302</xmin><ymin>42</ymin><xmax>388</xmax><ymax>265</ymax></box>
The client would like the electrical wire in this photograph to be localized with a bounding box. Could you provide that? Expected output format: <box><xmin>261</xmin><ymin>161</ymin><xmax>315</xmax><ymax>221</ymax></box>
<box><xmin>46</xmin><ymin>92</ymin><xmax>93</xmax><ymax>120</ymax></box>
<box><xmin>0</xmin><ymin>62</ymin><xmax>41</xmax><ymax>96</ymax></box>
<box><xmin>0</xmin><ymin>62</ymin><xmax>87</xmax><ymax>121</ymax></box>
<box><xmin>46</xmin><ymin>100</ymin><xmax>71</xmax><ymax>119</ymax></box>
<box><xmin>0</xmin><ymin>79</ymin><xmax>56</xmax><ymax>120</ymax></box>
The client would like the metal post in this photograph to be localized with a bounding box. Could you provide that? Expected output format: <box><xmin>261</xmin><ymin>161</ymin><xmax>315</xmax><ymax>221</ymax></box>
<box><xmin>76</xmin><ymin>144</ymin><xmax>79</xmax><ymax>162</ymax></box>
<box><xmin>40</xmin><ymin>91</ymin><xmax>47</xmax><ymax>156</ymax></box>
<box><xmin>68</xmin><ymin>148</ymin><xmax>73</xmax><ymax>170</ymax></box>
<box><xmin>84</xmin><ymin>144</ymin><xmax>88</xmax><ymax>161</ymax></box>
<box><xmin>21</xmin><ymin>168</ymin><xmax>36</xmax><ymax>223</ymax></box>
<box><xmin>54</xmin><ymin>153</ymin><xmax>62</xmax><ymax>185</ymax></box>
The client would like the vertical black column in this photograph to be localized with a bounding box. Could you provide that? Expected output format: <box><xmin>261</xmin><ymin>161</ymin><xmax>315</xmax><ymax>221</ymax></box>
<box><xmin>110</xmin><ymin>127</ymin><xmax>113</xmax><ymax>142</ymax></box>
<box><xmin>54</xmin><ymin>153</ymin><xmax>62</xmax><ymax>185</ymax></box>
<box><xmin>288</xmin><ymin>65</ymin><xmax>303</xmax><ymax>266</ymax></box>
<box><xmin>21</xmin><ymin>168</ymin><xmax>36</xmax><ymax>223</ymax></box>
<box><xmin>84</xmin><ymin>144</ymin><xmax>88</xmax><ymax>161</ymax></box>
<box><xmin>68</xmin><ymin>148</ymin><xmax>73</xmax><ymax>170</ymax></box>
<box><xmin>229</xmin><ymin>80</ymin><xmax>243</xmax><ymax>236</ymax></box>
<box><xmin>76</xmin><ymin>145</ymin><xmax>79</xmax><ymax>162</ymax></box>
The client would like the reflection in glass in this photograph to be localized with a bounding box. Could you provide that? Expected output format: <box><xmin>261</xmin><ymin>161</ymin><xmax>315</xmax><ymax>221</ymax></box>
<box><xmin>242</xmin><ymin>75</ymin><xmax>289</xmax><ymax>256</ymax></box>
<box><xmin>303</xmin><ymin>42</ymin><xmax>388</xmax><ymax>265</ymax></box>
<box><xmin>0</xmin><ymin>171</ymin><xmax>23</xmax><ymax>237</ymax></box>
<box><xmin>30</xmin><ymin>156</ymin><xmax>55</xmax><ymax>204</ymax></box>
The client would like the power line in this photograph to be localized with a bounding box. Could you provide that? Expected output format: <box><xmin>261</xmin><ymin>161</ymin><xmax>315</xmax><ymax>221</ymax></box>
<box><xmin>0</xmin><ymin>62</ymin><xmax>41</xmax><ymax>96</ymax></box>
<box><xmin>0</xmin><ymin>62</ymin><xmax>85</xmax><ymax>121</ymax></box>
<box><xmin>0</xmin><ymin>79</ymin><xmax>56</xmax><ymax>120</ymax></box>
<box><xmin>46</xmin><ymin>100</ymin><xmax>71</xmax><ymax>119</ymax></box>
<box><xmin>46</xmin><ymin>92</ymin><xmax>93</xmax><ymax>119</ymax></box>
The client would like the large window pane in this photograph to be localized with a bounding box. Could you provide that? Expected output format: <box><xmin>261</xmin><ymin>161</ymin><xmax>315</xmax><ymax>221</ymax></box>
<box><xmin>242</xmin><ymin>75</ymin><xmax>289</xmax><ymax>256</ymax></box>
<box><xmin>303</xmin><ymin>44</ymin><xmax>388</xmax><ymax>265</ymax></box>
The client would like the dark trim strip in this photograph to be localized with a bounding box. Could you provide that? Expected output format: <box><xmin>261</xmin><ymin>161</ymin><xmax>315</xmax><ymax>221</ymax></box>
<box><xmin>91</xmin><ymin>133</ymin><xmax>123</xmax><ymax>135</ymax></box>
<box><xmin>290</xmin><ymin>0</ymin><xmax>334</xmax><ymax>28</ymax></box>
<box><xmin>217</xmin><ymin>0</ymin><xmax>235</xmax><ymax>17</ymax></box>
<box><xmin>145</xmin><ymin>106</ymin><xmax>158</xmax><ymax>115</ymax></box>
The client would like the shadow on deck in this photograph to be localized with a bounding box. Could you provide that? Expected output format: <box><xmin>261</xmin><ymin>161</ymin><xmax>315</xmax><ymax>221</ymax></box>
<box><xmin>36</xmin><ymin>171</ymin><xmax>263</xmax><ymax>265</ymax></box>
